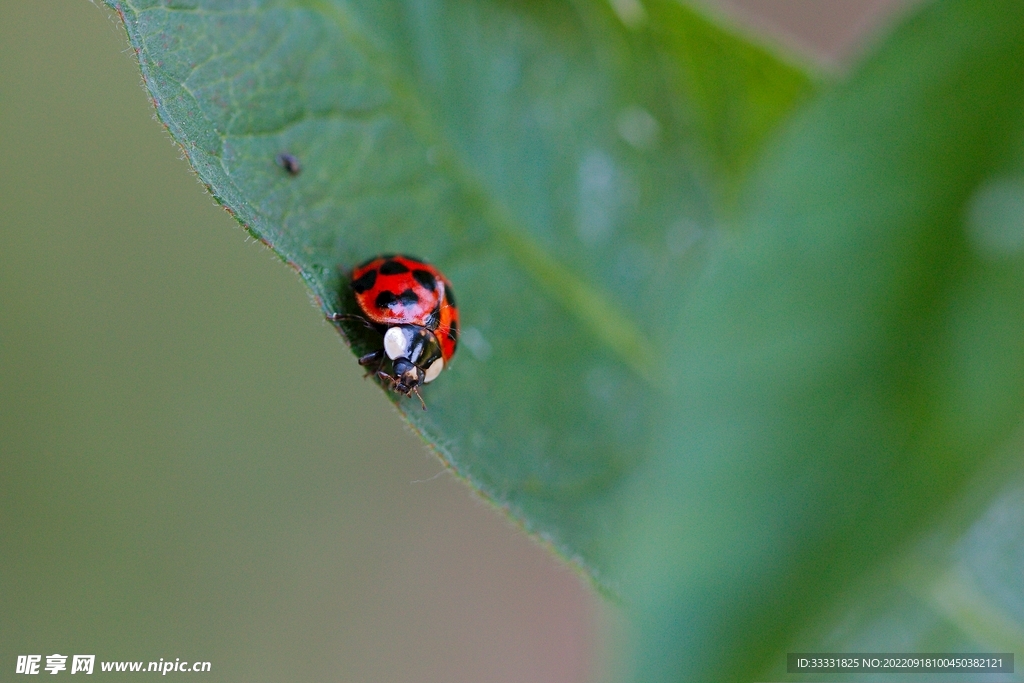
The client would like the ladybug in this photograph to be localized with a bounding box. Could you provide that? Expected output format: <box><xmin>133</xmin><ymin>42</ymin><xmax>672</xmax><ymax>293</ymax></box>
<box><xmin>335</xmin><ymin>255</ymin><xmax>458</xmax><ymax>408</ymax></box>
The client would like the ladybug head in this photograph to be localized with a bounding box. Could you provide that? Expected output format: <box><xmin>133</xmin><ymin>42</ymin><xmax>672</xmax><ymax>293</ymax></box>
<box><xmin>382</xmin><ymin>325</ymin><xmax>445</xmax><ymax>393</ymax></box>
<box><xmin>391</xmin><ymin>357</ymin><xmax>424</xmax><ymax>394</ymax></box>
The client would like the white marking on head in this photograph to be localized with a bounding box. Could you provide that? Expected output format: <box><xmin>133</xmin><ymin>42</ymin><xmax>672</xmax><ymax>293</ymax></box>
<box><xmin>384</xmin><ymin>326</ymin><xmax>410</xmax><ymax>360</ymax></box>
<box><xmin>423</xmin><ymin>357</ymin><xmax>444</xmax><ymax>383</ymax></box>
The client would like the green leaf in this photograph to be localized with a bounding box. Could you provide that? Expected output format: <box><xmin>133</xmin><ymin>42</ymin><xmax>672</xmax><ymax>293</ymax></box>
<box><xmin>106</xmin><ymin>0</ymin><xmax>813</xmax><ymax>587</ymax></box>
<box><xmin>614</xmin><ymin>1</ymin><xmax>1024</xmax><ymax>680</ymax></box>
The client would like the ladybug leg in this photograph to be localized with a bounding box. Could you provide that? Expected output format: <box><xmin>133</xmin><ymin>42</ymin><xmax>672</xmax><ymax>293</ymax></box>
<box><xmin>357</xmin><ymin>349</ymin><xmax>384</xmax><ymax>367</ymax></box>
<box><xmin>327</xmin><ymin>312</ymin><xmax>375</xmax><ymax>330</ymax></box>
<box><xmin>376</xmin><ymin>369</ymin><xmax>400</xmax><ymax>391</ymax></box>
<box><xmin>357</xmin><ymin>349</ymin><xmax>387</xmax><ymax>379</ymax></box>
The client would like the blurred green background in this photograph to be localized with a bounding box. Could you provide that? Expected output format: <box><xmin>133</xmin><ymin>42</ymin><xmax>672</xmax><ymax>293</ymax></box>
<box><xmin>0</xmin><ymin>1</ymin><xmax>908</xmax><ymax>681</ymax></box>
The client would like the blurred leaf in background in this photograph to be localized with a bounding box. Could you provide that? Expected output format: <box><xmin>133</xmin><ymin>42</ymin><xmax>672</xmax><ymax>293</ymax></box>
<box><xmin>616</xmin><ymin>2</ymin><xmax>1024</xmax><ymax>680</ymax></box>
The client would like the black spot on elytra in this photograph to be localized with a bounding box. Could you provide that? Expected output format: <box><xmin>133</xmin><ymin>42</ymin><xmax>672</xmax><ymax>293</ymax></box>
<box><xmin>380</xmin><ymin>259</ymin><xmax>410</xmax><ymax>275</ymax></box>
<box><xmin>375</xmin><ymin>289</ymin><xmax>419</xmax><ymax>310</ymax></box>
<box><xmin>444</xmin><ymin>286</ymin><xmax>457</xmax><ymax>307</ymax></box>
<box><xmin>412</xmin><ymin>269</ymin><xmax>436</xmax><ymax>290</ymax></box>
<box><xmin>351</xmin><ymin>269</ymin><xmax>377</xmax><ymax>294</ymax></box>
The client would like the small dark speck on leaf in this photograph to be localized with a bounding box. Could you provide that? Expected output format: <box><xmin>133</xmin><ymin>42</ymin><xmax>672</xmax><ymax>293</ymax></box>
<box><xmin>276</xmin><ymin>152</ymin><xmax>301</xmax><ymax>176</ymax></box>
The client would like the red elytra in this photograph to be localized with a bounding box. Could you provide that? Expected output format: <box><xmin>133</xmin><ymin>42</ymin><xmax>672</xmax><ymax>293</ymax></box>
<box><xmin>344</xmin><ymin>255</ymin><xmax>459</xmax><ymax>407</ymax></box>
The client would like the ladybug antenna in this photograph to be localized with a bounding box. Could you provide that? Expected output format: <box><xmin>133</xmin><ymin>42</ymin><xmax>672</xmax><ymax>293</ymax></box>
<box><xmin>412</xmin><ymin>387</ymin><xmax>427</xmax><ymax>411</ymax></box>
